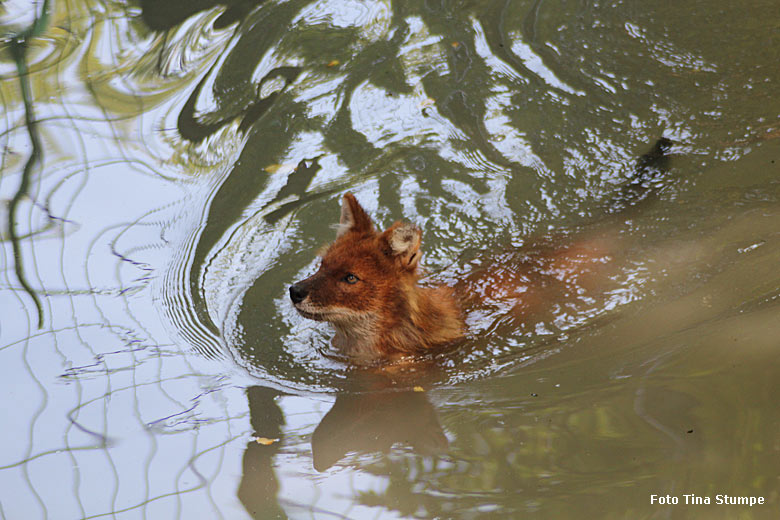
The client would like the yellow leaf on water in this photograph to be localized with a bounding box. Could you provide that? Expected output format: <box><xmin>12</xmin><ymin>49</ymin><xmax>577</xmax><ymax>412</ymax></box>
<box><xmin>255</xmin><ymin>437</ymin><xmax>279</xmax><ymax>445</ymax></box>
<box><xmin>413</xmin><ymin>386</ymin><xmax>424</xmax><ymax>392</ymax></box>
<box><xmin>264</xmin><ymin>163</ymin><xmax>297</xmax><ymax>175</ymax></box>
<box><xmin>327</xmin><ymin>59</ymin><xmax>340</xmax><ymax>67</ymax></box>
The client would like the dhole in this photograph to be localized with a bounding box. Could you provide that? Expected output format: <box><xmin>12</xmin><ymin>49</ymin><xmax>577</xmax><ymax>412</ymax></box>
<box><xmin>290</xmin><ymin>140</ymin><xmax>672</xmax><ymax>364</ymax></box>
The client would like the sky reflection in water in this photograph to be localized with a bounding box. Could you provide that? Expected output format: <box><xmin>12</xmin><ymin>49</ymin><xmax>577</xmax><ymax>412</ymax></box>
<box><xmin>1</xmin><ymin>0</ymin><xmax>779</xmax><ymax>518</ymax></box>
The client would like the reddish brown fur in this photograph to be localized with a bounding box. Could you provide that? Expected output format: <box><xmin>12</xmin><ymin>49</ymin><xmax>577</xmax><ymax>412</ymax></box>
<box><xmin>290</xmin><ymin>193</ymin><xmax>614</xmax><ymax>364</ymax></box>
<box><xmin>291</xmin><ymin>140</ymin><xmax>672</xmax><ymax>364</ymax></box>
<box><xmin>290</xmin><ymin>193</ymin><xmax>464</xmax><ymax>363</ymax></box>
<box><xmin>454</xmin><ymin>236</ymin><xmax>613</xmax><ymax>319</ymax></box>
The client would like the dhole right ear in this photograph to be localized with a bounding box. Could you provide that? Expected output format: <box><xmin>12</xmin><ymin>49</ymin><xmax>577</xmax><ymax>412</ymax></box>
<box><xmin>337</xmin><ymin>193</ymin><xmax>374</xmax><ymax>237</ymax></box>
<box><xmin>379</xmin><ymin>222</ymin><xmax>422</xmax><ymax>271</ymax></box>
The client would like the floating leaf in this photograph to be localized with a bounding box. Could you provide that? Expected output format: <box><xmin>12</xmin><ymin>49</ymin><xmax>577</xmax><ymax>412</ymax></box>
<box><xmin>264</xmin><ymin>163</ymin><xmax>297</xmax><ymax>175</ymax></box>
<box><xmin>255</xmin><ymin>437</ymin><xmax>280</xmax><ymax>445</ymax></box>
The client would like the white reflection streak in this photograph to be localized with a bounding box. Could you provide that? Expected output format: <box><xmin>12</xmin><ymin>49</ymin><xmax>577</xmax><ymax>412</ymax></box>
<box><xmin>470</xmin><ymin>18</ymin><xmax>526</xmax><ymax>84</ymax></box>
<box><xmin>293</xmin><ymin>0</ymin><xmax>392</xmax><ymax>42</ymax></box>
<box><xmin>624</xmin><ymin>21</ymin><xmax>717</xmax><ymax>73</ymax></box>
<box><xmin>507</xmin><ymin>35</ymin><xmax>585</xmax><ymax>96</ymax></box>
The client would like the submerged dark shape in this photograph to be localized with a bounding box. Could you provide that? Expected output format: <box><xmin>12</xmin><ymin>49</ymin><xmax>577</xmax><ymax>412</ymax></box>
<box><xmin>635</xmin><ymin>137</ymin><xmax>674</xmax><ymax>181</ymax></box>
<box><xmin>607</xmin><ymin>137</ymin><xmax>675</xmax><ymax>213</ymax></box>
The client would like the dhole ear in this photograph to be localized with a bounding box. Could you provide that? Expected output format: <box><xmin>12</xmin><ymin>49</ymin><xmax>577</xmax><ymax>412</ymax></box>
<box><xmin>337</xmin><ymin>193</ymin><xmax>374</xmax><ymax>237</ymax></box>
<box><xmin>380</xmin><ymin>222</ymin><xmax>422</xmax><ymax>270</ymax></box>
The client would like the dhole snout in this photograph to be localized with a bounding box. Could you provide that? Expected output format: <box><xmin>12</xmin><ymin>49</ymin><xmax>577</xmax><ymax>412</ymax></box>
<box><xmin>288</xmin><ymin>278</ymin><xmax>324</xmax><ymax>321</ymax></box>
<box><xmin>288</xmin><ymin>280</ymin><xmax>310</xmax><ymax>306</ymax></box>
<box><xmin>288</xmin><ymin>272</ymin><xmax>339</xmax><ymax>322</ymax></box>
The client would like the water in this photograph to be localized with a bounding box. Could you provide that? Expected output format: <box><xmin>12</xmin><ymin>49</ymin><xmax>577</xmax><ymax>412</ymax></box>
<box><xmin>1</xmin><ymin>0</ymin><xmax>779</xmax><ymax>518</ymax></box>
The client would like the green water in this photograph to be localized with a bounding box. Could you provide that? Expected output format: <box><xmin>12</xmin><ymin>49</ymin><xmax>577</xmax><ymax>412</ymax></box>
<box><xmin>1</xmin><ymin>0</ymin><xmax>779</xmax><ymax>518</ymax></box>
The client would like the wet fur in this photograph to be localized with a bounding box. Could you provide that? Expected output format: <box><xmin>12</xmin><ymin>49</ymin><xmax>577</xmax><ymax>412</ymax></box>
<box><xmin>290</xmin><ymin>194</ymin><xmax>464</xmax><ymax>362</ymax></box>
<box><xmin>291</xmin><ymin>139</ymin><xmax>672</xmax><ymax>364</ymax></box>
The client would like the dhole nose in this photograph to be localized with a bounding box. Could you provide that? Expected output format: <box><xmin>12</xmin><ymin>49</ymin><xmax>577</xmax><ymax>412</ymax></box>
<box><xmin>289</xmin><ymin>284</ymin><xmax>308</xmax><ymax>304</ymax></box>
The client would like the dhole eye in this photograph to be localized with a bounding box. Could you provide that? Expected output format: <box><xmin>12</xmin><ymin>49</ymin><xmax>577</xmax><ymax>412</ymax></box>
<box><xmin>343</xmin><ymin>273</ymin><xmax>359</xmax><ymax>284</ymax></box>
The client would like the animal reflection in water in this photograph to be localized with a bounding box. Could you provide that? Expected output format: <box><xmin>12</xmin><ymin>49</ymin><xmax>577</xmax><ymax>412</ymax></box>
<box><xmin>237</xmin><ymin>377</ymin><xmax>446</xmax><ymax>518</ymax></box>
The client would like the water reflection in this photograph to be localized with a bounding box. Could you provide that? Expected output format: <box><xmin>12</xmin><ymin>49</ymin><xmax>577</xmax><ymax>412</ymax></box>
<box><xmin>239</xmin><ymin>386</ymin><xmax>285</xmax><ymax>519</ymax></box>
<box><xmin>238</xmin><ymin>372</ymin><xmax>447</xmax><ymax>518</ymax></box>
<box><xmin>3</xmin><ymin>0</ymin><xmax>51</xmax><ymax>328</ymax></box>
<box><xmin>310</xmin><ymin>379</ymin><xmax>447</xmax><ymax>472</ymax></box>
<box><xmin>1</xmin><ymin>0</ymin><xmax>780</xmax><ymax>517</ymax></box>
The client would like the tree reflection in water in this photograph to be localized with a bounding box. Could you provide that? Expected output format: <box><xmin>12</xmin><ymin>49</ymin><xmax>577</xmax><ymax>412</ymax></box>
<box><xmin>1</xmin><ymin>0</ymin><xmax>779</xmax><ymax>517</ymax></box>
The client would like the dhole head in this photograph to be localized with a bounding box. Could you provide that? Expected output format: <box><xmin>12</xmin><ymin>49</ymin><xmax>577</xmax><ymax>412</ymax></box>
<box><xmin>289</xmin><ymin>193</ymin><xmax>423</xmax><ymax>330</ymax></box>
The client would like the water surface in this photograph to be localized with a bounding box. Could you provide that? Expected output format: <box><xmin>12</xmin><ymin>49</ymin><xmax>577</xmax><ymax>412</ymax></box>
<box><xmin>1</xmin><ymin>0</ymin><xmax>779</xmax><ymax>518</ymax></box>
